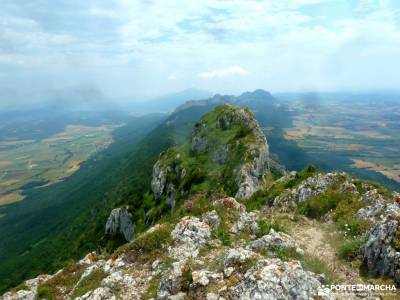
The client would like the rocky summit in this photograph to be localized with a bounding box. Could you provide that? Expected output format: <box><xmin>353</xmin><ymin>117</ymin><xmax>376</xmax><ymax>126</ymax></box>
<box><xmin>2</xmin><ymin>105</ymin><xmax>400</xmax><ymax>300</ymax></box>
<box><xmin>151</xmin><ymin>104</ymin><xmax>270</xmax><ymax>210</ymax></box>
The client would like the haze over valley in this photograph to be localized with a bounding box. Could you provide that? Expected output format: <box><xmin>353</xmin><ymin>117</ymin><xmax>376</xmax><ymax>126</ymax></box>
<box><xmin>1</xmin><ymin>1</ymin><xmax>400</xmax><ymax>299</ymax></box>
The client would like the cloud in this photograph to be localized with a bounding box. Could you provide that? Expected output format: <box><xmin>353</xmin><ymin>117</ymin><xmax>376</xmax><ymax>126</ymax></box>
<box><xmin>199</xmin><ymin>66</ymin><xmax>249</xmax><ymax>79</ymax></box>
<box><xmin>167</xmin><ymin>74</ymin><xmax>178</xmax><ymax>80</ymax></box>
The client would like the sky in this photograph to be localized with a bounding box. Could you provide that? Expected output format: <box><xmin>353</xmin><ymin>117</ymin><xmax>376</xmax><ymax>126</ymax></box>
<box><xmin>0</xmin><ymin>0</ymin><xmax>400</xmax><ymax>107</ymax></box>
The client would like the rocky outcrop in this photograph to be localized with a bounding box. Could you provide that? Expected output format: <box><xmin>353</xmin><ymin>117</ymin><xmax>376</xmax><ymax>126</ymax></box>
<box><xmin>0</xmin><ymin>275</ymin><xmax>51</xmax><ymax>300</ymax></box>
<box><xmin>251</xmin><ymin>229</ymin><xmax>304</xmax><ymax>255</ymax></box>
<box><xmin>168</xmin><ymin>216</ymin><xmax>211</xmax><ymax>260</ymax></box>
<box><xmin>273</xmin><ymin>172</ymin><xmax>353</xmax><ymax>210</ymax></box>
<box><xmin>359</xmin><ymin>192</ymin><xmax>400</xmax><ymax>284</ymax></box>
<box><xmin>150</xmin><ymin>105</ymin><xmax>271</xmax><ymax>211</ymax></box>
<box><xmin>228</xmin><ymin>258</ymin><xmax>334</xmax><ymax>300</ymax></box>
<box><xmin>230</xmin><ymin>211</ymin><xmax>260</xmax><ymax>236</ymax></box>
<box><xmin>105</xmin><ymin>207</ymin><xmax>135</xmax><ymax>242</ymax></box>
<box><xmin>360</xmin><ymin>219</ymin><xmax>400</xmax><ymax>284</ymax></box>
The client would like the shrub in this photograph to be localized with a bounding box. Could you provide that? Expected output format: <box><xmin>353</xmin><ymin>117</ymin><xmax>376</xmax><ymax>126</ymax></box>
<box><xmin>338</xmin><ymin>218</ymin><xmax>371</xmax><ymax>237</ymax></box>
<box><xmin>338</xmin><ymin>239</ymin><xmax>363</xmax><ymax>261</ymax></box>
<box><xmin>256</xmin><ymin>219</ymin><xmax>286</xmax><ymax>237</ymax></box>
<box><xmin>333</xmin><ymin>195</ymin><xmax>361</xmax><ymax>221</ymax></box>
<box><xmin>211</xmin><ymin>227</ymin><xmax>231</xmax><ymax>246</ymax></box>
<box><xmin>301</xmin><ymin>255</ymin><xmax>334</xmax><ymax>284</ymax></box>
<box><xmin>296</xmin><ymin>192</ymin><xmax>341</xmax><ymax>219</ymax></box>
<box><xmin>275</xmin><ymin>246</ymin><xmax>302</xmax><ymax>261</ymax></box>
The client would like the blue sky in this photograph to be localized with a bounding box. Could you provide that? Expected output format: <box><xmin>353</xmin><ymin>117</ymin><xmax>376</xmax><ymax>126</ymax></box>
<box><xmin>0</xmin><ymin>0</ymin><xmax>400</xmax><ymax>106</ymax></box>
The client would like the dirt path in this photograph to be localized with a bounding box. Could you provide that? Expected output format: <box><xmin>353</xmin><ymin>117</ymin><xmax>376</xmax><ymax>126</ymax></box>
<box><xmin>289</xmin><ymin>219</ymin><xmax>399</xmax><ymax>299</ymax></box>
<box><xmin>289</xmin><ymin>220</ymin><xmax>362</xmax><ymax>285</ymax></box>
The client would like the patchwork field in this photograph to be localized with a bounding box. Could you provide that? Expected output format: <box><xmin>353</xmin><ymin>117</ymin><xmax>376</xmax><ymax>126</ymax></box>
<box><xmin>0</xmin><ymin>125</ymin><xmax>118</xmax><ymax>205</ymax></box>
<box><xmin>283</xmin><ymin>98</ymin><xmax>400</xmax><ymax>188</ymax></box>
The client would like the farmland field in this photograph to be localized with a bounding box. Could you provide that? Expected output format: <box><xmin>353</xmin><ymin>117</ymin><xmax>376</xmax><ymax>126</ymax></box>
<box><xmin>0</xmin><ymin>124</ymin><xmax>118</xmax><ymax>205</ymax></box>
<box><xmin>281</xmin><ymin>94</ymin><xmax>400</xmax><ymax>189</ymax></box>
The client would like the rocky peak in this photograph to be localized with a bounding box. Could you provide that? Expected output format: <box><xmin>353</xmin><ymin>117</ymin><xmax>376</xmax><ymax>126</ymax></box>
<box><xmin>151</xmin><ymin>104</ymin><xmax>270</xmax><ymax>210</ymax></box>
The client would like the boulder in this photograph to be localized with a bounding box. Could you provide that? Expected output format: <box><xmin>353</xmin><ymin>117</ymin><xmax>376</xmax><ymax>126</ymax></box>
<box><xmin>169</xmin><ymin>216</ymin><xmax>211</xmax><ymax>260</ymax></box>
<box><xmin>231</xmin><ymin>211</ymin><xmax>259</xmax><ymax>236</ymax></box>
<box><xmin>360</xmin><ymin>219</ymin><xmax>400</xmax><ymax>284</ymax></box>
<box><xmin>228</xmin><ymin>258</ymin><xmax>334</xmax><ymax>300</ymax></box>
<box><xmin>75</xmin><ymin>287</ymin><xmax>116</xmax><ymax>300</ymax></box>
<box><xmin>202</xmin><ymin>210</ymin><xmax>221</xmax><ymax>228</ymax></box>
<box><xmin>251</xmin><ymin>229</ymin><xmax>304</xmax><ymax>255</ymax></box>
<box><xmin>105</xmin><ymin>207</ymin><xmax>135</xmax><ymax>242</ymax></box>
<box><xmin>273</xmin><ymin>172</ymin><xmax>345</xmax><ymax>210</ymax></box>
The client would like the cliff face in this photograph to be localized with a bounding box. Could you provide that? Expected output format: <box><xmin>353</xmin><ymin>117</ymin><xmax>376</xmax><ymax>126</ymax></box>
<box><xmin>151</xmin><ymin>104</ymin><xmax>270</xmax><ymax>210</ymax></box>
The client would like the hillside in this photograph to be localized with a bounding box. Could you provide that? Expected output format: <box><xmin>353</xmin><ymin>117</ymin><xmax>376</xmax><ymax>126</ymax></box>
<box><xmin>2</xmin><ymin>104</ymin><xmax>399</xmax><ymax>299</ymax></box>
<box><xmin>1</xmin><ymin>90</ymin><xmax>399</xmax><ymax>297</ymax></box>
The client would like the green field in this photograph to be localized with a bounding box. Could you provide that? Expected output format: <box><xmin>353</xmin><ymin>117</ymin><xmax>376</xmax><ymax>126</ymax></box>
<box><xmin>0</xmin><ymin>124</ymin><xmax>118</xmax><ymax>205</ymax></box>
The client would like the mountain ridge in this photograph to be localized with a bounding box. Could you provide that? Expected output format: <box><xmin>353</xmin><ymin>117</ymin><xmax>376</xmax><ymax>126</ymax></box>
<box><xmin>2</xmin><ymin>104</ymin><xmax>400</xmax><ymax>299</ymax></box>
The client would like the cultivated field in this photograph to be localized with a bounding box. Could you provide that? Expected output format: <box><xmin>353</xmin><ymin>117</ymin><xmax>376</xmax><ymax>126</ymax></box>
<box><xmin>284</xmin><ymin>98</ymin><xmax>400</xmax><ymax>186</ymax></box>
<box><xmin>0</xmin><ymin>125</ymin><xmax>117</xmax><ymax>205</ymax></box>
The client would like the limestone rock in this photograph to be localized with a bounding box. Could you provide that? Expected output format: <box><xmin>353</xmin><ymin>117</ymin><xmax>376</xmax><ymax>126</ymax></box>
<box><xmin>169</xmin><ymin>216</ymin><xmax>211</xmax><ymax>260</ymax></box>
<box><xmin>75</xmin><ymin>287</ymin><xmax>116</xmax><ymax>300</ymax></box>
<box><xmin>273</xmin><ymin>172</ymin><xmax>345</xmax><ymax>211</ymax></box>
<box><xmin>250</xmin><ymin>229</ymin><xmax>304</xmax><ymax>255</ymax></box>
<box><xmin>360</xmin><ymin>219</ymin><xmax>400</xmax><ymax>284</ymax></box>
<box><xmin>231</xmin><ymin>211</ymin><xmax>259</xmax><ymax>236</ymax></box>
<box><xmin>105</xmin><ymin>207</ymin><xmax>135</xmax><ymax>242</ymax></box>
<box><xmin>202</xmin><ymin>210</ymin><xmax>221</xmax><ymax>228</ymax></box>
<box><xmin>228</xmin><ymin>258</ymin><xmax>334</xmax><ymax>300</ymax></box>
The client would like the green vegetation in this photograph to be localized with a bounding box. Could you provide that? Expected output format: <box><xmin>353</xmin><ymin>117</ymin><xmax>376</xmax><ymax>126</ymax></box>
<box><xmin>275</xmin><ymin>246</ymin><xmax>302</xmax><ymax>261</ymax></box>
<box><xmin>9</xmin><ymin>282</ymin><xmax>29</xmax><ymax>293</ymax></box>
<box><xmin>245</xmin><ymin>165</ymin><xmax>317</xmax><ymax>211</ymax></box>
<box><xmin>211</xmin><ymin>227</ymin><xmax>231</xmax><ymax>246</ymax></box>
<box><xmin>70</xmin><ymin>269</ymin><xmax>108</xmax><ymax>299</ymax></box>
<box><xmin>338</xmin><ymin>238</ymin><xmax>364</xmax><ymax>261</ymax></box>
<box><xmin>143</xmin><ymin>274</ymin><xmax>162</xmax><ymax>299</ymax></box>
<box><xmin>154</xmin><ymin>105</ymin><xmax>266</xmax><ymax>207</ymax></box>
<box><xmin>256</xmin><ymin>219</ymin><xmax>286</xmax><ymax>237</ymax></box>
<box><xmin>36</xmin><ymin>262</ymin><xmax>85</xmax><ymax>299</ymax></box>
<box><xmin>296</xmin><ymin>191</ymin><xmax>342</xmax><ymax>219</ymax></box>
<box><xmin>301</xmin><ymin>255</ymin><xmax>335</xmax><ymax>284</ymax></box>
<box><xmin>0</xmin><ymin>114</ymin><xmax>166</xmax><ymax>293</ymax></box>
<box><xmin>112</xmin><ymin>224</ymin><xmax>172</xmax><ymax>262</ymax></box>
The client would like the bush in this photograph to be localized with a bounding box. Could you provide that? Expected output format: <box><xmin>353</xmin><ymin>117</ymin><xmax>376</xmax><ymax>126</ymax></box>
<box><xmin>296</xmin><ymin>192</ymin><xmax>342</xmax><ymax>219</ymax></box>
<box><xmin>301</xmin><ymin>256</ymin><xmax>334</xmax><ymax>284</ymax></box>
<box><xmin>338</xmin><ymin>239</ymin><xmax>363</xmax><ymax>261</ymax></box>
<box><xmin>333</xmin><ymin>195</ymin><xmax>361</xmax><ymax>221</ymax></box>
<box><xmin>338</xmin><ymin>218</ymin><xmax>371</xmax><ymax>237</ymax></box>
<box><xmin>275</xmin><ymin>246</ymin><xmax>302</xmax><ymax>261</ymax></box>
<box><xmin>211</xmin><ymin>227</ymin><xmax>231</xmax><ymax>246</ymax></box>
<box><xmin>257</xmin><ymin>219</ymin><xmax>286</xmax><ymax>237</ymax></box>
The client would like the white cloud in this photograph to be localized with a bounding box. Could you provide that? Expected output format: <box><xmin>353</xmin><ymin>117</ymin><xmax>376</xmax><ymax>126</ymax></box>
<box><xmin>199</xmin><ymin>66</ymin><xmax>249</xmax><ymax>79</ymax></box>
